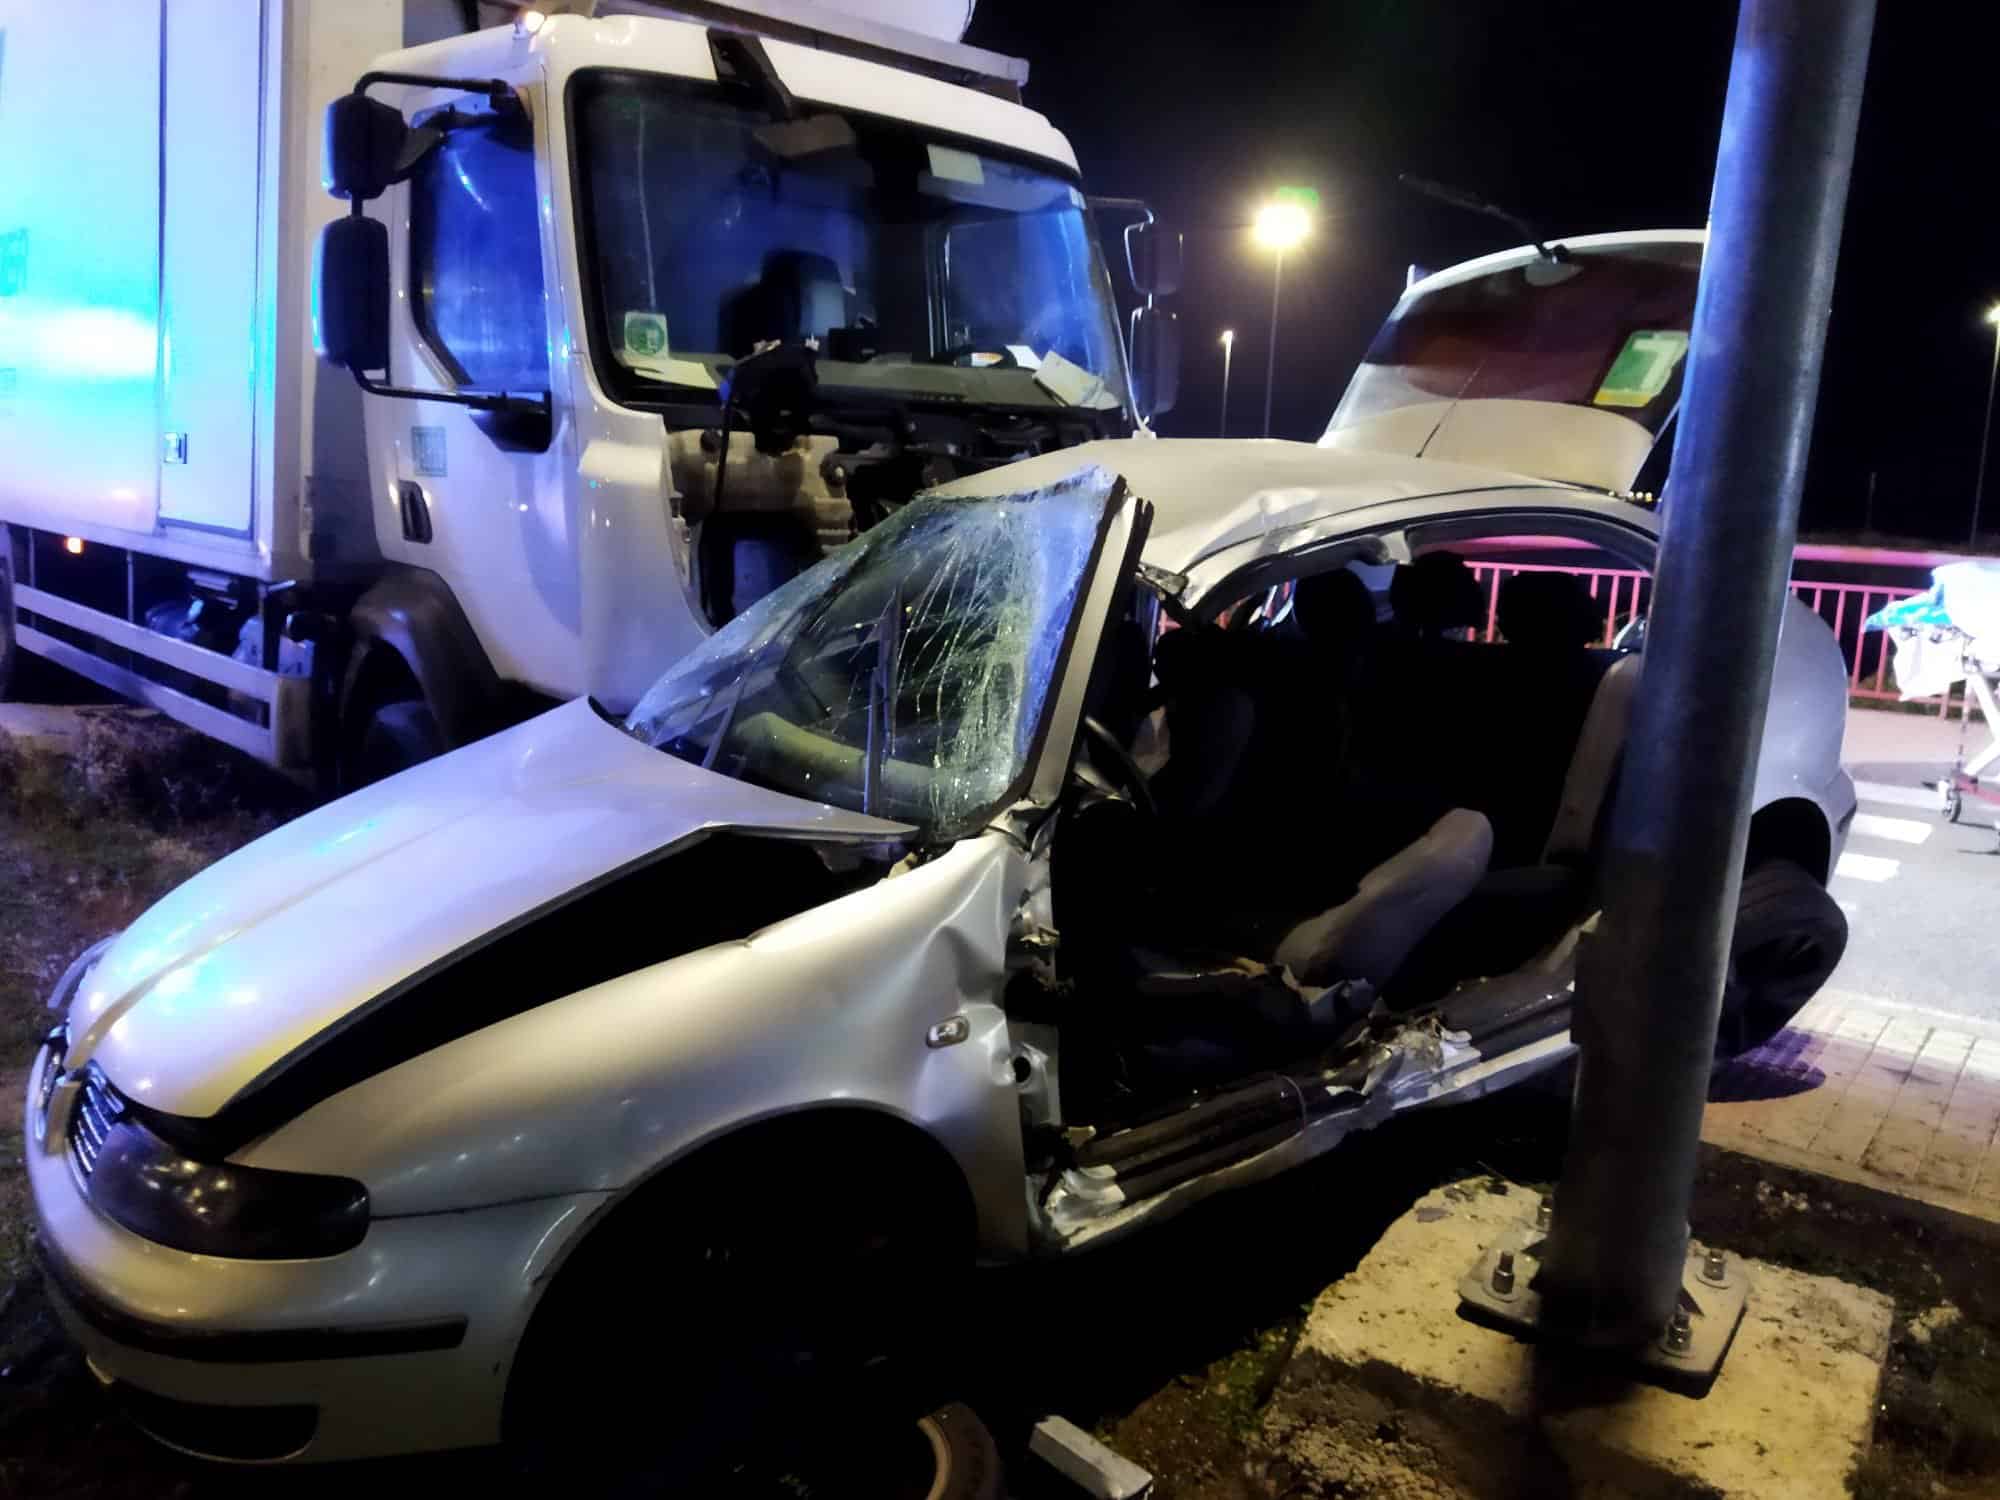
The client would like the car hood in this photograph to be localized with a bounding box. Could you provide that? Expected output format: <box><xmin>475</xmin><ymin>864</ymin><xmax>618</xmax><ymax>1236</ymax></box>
<box><xmin>61</xmin><ymin>699</ymin><xmax>909</xmax><ymax>1119</ymax></box>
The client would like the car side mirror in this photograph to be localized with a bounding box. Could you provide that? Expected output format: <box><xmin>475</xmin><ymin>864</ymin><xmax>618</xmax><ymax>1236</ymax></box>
<box><xmin>314</xmin><ymin>216</ymin><xmax>390</xmax><ymax>372</ymax></box>
<box><xmin>1125</xmin><ymin>220</ymin><xmax>1183</xmax><ymax>298</ymax></box>
<box><xmin>1130</xmin><ymin>305</ymin><xmax>1181</xmax><ymax>422</ymax></box>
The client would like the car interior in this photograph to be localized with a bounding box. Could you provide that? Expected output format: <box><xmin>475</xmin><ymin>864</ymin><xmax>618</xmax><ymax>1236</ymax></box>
<box><xmin>1042</xmin><ymin>526</ymin><xmax>1651</xmax><ymax>1122</ymax></box>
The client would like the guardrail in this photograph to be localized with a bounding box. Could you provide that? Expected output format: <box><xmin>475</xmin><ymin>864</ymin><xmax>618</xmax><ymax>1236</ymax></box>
<box><xmin>1466</xmin><ymin>562</ymin><xmax>1974</xmax><ymax>717</ymax></box>
<box><xmin>1467</xmin><ymin>560</ymin><xmax>1651</xmax><ymax>649</ymax></box>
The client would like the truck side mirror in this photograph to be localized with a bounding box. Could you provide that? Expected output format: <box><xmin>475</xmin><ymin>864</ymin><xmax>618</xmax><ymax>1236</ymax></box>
<box><xmin>314</xmin><ymin>216</ymin><xmax>390</xmax><ymax>372</ymax></box>
<box><xmin>1125</xmin><ymin>221</ymin><xmax>1183</xmax><ymax>298</ymax></box>
<box><xmin>325</xmin><ymin>94</ymin><xmax>420</xmax><ymax>202</ymax></box>
<box><xmin>1130</xmin><ymin>305</ymin><xmax>1181</xmax><ymax>422</ymax></box>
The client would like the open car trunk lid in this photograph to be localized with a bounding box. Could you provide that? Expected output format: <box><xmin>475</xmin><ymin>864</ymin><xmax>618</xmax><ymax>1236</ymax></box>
<box><xmin>1319</xmin><ymin>230</ymin><xmax>1705</xmax><ymax>493</ymax></box>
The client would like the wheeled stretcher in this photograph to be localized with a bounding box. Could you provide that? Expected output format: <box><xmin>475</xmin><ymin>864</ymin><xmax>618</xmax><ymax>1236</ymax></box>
<box><xmin>1865</xmin><ymin>561</ymin><xmax>2000</xmax><ymax>826</ymax></box>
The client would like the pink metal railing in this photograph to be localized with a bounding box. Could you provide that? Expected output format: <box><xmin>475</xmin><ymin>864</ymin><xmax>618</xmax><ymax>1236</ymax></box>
<box><xmin>1466</xmin><ymin>560</ymin><xmax>1651</xmax><ymax>649</ymax></box>
<box><xmin>1465</xmin><ymin>561</ymin><xmax>1971</xmax><ymax>716</ymax></box>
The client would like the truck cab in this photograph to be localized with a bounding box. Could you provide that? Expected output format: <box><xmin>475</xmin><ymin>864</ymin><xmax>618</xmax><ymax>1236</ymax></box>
<box><xmin>0</xmin><ymin>0</ymin><xmax>1178</xmax><ymax>785</ymax></box>
<box><xmin>318</xmin><ymin>2</ymin><xmax>1175</xmax><ymax>777</ymax></box>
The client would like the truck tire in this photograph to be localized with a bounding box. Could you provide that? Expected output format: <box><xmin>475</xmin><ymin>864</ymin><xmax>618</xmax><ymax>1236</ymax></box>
<box><xmin>0</xmin><ymin>593</ymin><xmax>16</xmax><ymax>702</ymax></box>
<box><xmin>0</xmin><ymin>537</ymin><xmax>17</xmax><ymax>701</ymax></box>
<box><xmin>351</xmin><ymin>698</ymin><xmax>444</xmax><ymax>786</ymax></box>
<box><xmin>1717</xmin><ymin>858</ymin><xmax>1848</xmax><ymax>1058</ymax></box>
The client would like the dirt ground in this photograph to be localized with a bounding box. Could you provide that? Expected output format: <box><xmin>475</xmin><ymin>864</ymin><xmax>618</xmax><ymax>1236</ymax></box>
<box><xmin>4</xmin><ymin>711</ymin><xmax>2000</xmax><ymax>1498</ymax></box>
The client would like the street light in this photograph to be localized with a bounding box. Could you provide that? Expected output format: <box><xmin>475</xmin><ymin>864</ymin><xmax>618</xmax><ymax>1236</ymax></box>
<box><xmin>1219</xmin><ymin>329</ymin><xmax>1235</xmax><ymax>437</ymax></box>
<box><xmin>1252</xmin><ymin>197</ymin><xmax>1312</xmax><ymax>438</ymax></box>
<box><xmin>1974</xmin><ymin>303</ymin><xmax>2000</xmax><ymax>549</ymax></box>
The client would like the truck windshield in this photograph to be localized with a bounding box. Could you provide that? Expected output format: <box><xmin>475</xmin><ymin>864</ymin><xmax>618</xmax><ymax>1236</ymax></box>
<box><xmin>623</xmin><ymin>469</ymin><xmax>1117</xmax><ymax>836</ymax></box>
<box><xmin>572</xmin><ymin>70</ymin><xmax>1128</xmax><ymax>413</ymax></box>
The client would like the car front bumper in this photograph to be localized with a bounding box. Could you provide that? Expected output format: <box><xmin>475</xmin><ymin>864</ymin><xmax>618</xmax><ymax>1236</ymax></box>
<box><xmin>25</xmin><ymin>1039</ymin><xmax>606</xmax><ymax>1463</ymax></box>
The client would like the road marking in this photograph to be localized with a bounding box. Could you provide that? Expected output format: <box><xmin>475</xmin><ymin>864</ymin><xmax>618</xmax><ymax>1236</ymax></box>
<box><xmin>1835</xmin><ymin>851</ymin><xmax>1901</xmax><ymax>883</ymax></box>
<box><xmin>1850</xmin><ymin>812</ymin><xmax>1934</xmax><ymax>846</ymax></box>
<box><xmin>1853</xmin><ymin>778</ymin><xmax>1945</xmax><ymax>811</ymax></box>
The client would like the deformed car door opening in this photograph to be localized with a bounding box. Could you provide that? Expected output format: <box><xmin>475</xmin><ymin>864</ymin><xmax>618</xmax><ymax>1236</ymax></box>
<box><xmin>1034</xmin><ymin>961</ymin><xmax>1580</xmax><ymax>1250</ymax></box>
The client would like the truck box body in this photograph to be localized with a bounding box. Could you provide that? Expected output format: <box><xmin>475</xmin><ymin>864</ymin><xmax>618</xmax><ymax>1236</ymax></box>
<box><xmin>0</xmin><ymin>0</ymin><xmax>398</xmax><ymax>760</ymax></box>
<box><xmin>0</xmin><ymin>0</ymin><xmax>392</xmax><ymax>575</ymax></box>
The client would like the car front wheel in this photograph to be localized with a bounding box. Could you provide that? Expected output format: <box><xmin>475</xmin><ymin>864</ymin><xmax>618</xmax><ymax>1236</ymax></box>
<box><xmin>505</xmin><ymin>1134</ymin><xmax>968</xmax><ymax>1492</ymax></box>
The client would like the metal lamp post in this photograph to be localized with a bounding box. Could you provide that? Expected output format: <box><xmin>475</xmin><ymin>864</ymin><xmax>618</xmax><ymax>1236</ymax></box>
<box><xmin>1458</xmin><ymin>0</ymin><xmax>1875</xmax><ymax>1378</ymax></box>
<box><xmin>1219</xmin><ymin>329</ymin><xmax>1235</xmax><ymax>437</ymax></box>
<box><xmin>1972</xmin><ymin>305</ymin><xmax>2000</xmax><ymax>549</ymax></box>
<box><xmin>1252</xmin><ymin>198</ymin><xmax>1311</xmax><ymax>438</ymax></box>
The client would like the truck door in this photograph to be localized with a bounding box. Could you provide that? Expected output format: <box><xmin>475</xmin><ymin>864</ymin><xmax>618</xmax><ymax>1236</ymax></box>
<box><xmin>155</xmin><ymin>0</ymin><xmax>264</xmax><ymax>537</ymax></box>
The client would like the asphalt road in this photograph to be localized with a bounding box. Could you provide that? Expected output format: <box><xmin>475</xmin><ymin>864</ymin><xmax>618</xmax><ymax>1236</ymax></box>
<box><xmin>1830</xmin><ymin>707</ymin><xmax>2000</xmax><ymax>1021</ymax></box>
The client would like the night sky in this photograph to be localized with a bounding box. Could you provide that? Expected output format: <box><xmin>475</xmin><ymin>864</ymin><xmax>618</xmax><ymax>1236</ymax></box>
<box><xmin>967</xmin><ymin>0</ymin><xmax>2000</xmax><ymax>545</ymax></box>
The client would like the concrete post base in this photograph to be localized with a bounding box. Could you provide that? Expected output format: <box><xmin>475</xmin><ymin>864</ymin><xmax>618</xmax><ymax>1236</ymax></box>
<box><xmin>1258</xmin><ymin>1180</ymin><xmax>1893</xmax><ymax>1499</ymax></box>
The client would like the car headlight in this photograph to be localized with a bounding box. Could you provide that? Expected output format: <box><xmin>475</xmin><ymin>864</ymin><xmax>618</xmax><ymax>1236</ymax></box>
<box><xmin>78</xmin><ymin>1078</ymin><xmax>368</xmax><ymax>1260</ymax></box>
<box><xmin>46</xmin><ymin>935</ymin><xmax>116</xmax><ymax>1014</ymax></box>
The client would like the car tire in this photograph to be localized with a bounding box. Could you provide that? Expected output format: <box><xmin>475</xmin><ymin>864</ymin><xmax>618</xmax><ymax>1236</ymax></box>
<box><xmin>912</xmin><ymin>1403</ymin><xmax>1004</xmax><ymax>1500</ymax></box>
<box><xmin>1717</xmin><ymin>857</ymin><xmax>1848</xmax><ymax>1059</ymax></box>
<box><xmin>348</xmin><ymin>697</ymin><xmax>443</xmax><ymax>787</ymax></box>
<box><xmin>505</xmin><ymin>1134</ymin><xmax>968</xmax><ymax>1492</ymax></box>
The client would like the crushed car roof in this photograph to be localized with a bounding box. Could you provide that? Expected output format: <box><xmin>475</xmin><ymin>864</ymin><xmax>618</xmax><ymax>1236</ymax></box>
<box><xmin>929</xmin><ymin>438</ymin><xmax>1654</xmax><ymax>591</ymax></box>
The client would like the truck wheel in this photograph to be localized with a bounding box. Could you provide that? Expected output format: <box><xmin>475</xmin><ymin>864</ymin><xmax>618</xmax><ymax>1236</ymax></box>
<box><xmin>350</xmin><ymin>698</ymin><xmax>444</xmax><ymax>786</ymax></box>
<box><xmin>0</xmin><ymin>597</ymin><xmax>16</xmax><ymax>701</ymax></box>
<box><xmin>1717</xmin><ymin>858</ymin><xmax>1847</xmax><ymax>1058</ymax></box>
<box><xmin>0</xmin><ymin>543</ymin><xmax>17</xmax><ymax>701</ymax></box>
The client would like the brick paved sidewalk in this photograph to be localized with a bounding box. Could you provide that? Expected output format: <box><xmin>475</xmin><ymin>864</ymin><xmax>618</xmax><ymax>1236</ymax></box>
<box><xmin>1704</xmin><ymin>986</ymin><xmax>2000</xmax><ymax>1229</ymax></box>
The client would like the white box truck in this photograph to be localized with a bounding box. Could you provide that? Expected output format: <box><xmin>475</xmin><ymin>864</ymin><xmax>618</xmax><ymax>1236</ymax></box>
<box><xmin>0</xmin><ymin>0</ymin><xmax>1180</xmax><ymax>784</ymax></box>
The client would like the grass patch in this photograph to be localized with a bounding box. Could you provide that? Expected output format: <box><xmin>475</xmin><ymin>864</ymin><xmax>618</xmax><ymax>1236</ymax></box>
<box><xmin>1091</xmin><ymin>1315</ymin><xmax>1304</xmax><ymax>1500</ymax></box>
<box><xmin>1692</xmin><ymin>1147</ymin><xmax>2000</xmax><ymax>1499</ymax></box>
<box><xmin>0</xmin><ymin>710</ymin><xmax>307</xmax><ymax>1499</ymax></box>
<box><xmin>0</xmin><ymin>713</ymin><xmax>300</xmax><ymax>1056</ymax></box>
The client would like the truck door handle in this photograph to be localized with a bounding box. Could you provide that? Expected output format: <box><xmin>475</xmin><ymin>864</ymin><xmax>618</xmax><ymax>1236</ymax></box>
<box><xmin>398</xmin><ymin>483</ymin><xmax>433</xmax><ymax>544</ymax></box>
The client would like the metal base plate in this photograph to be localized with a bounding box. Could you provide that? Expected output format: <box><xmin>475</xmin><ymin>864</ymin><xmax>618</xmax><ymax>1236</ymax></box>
<box><xmin>1456</xmin><ymin>1217</ymin><xmax>1750</xmax><ymax>1394</ymax></box>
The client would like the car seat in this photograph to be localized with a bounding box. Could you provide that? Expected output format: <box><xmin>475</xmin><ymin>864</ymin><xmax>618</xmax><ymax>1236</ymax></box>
<box><xmin>1496</xmin><ymin>570</ymin><xmax>1606</xmax><ymax>650</ymax></box>
<box><xmin>1389</xmin><ymin>551</ymin><xmax>1485</xmax><ymax>639</ymax></box>
<box><xmin>1389</xmin><ymin>654</ymin><xmax>1643</xmax><ymax>1003</ymax></box>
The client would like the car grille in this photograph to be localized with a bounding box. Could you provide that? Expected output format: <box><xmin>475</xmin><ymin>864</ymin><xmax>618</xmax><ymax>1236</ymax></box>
<box><xmin>66</xmin><ymin>1069</ymin><xmax>121</xmax><ymax>1185</ymax></box>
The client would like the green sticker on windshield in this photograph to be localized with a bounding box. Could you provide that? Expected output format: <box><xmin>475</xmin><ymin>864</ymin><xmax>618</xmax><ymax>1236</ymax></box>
<box><xmin>623</xmin><ymin>311</ymin><xmax>669</xmax><ymax>360</ymax></box>
<box><xmin>1594</xmin><ymin>330</ymin><xmax>1689</xmax><ymax>408</ymax></box>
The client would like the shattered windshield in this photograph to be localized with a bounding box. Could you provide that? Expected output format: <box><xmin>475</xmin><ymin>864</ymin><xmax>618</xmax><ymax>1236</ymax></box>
<box><xmin>625</xmin><ymin>469</ymin><xmax>1118</xmax><ymax>834</ymax></box>
<box><xmin>572</xmin><ymin>70</ymin><xmax>1129</xmax><ymax>413</ymax></box>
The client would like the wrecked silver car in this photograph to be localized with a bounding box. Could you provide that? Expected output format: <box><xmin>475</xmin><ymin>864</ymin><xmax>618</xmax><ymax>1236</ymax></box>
<box><xmin>26</xmin><ymin>447</ymin><xmax>1850</xmax><ymax>1464</ymax></box>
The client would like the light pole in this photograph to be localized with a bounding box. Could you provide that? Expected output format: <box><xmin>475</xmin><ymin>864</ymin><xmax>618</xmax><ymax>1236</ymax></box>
<box><xmin>1973</xmin><ymin>305</ymin><xmax>2000</xmax><ymax>549</ymax></box>
<box><xmin>1252</xmin><ymin>198</ymin><xmax>1311</xmax><ymax>438</ymax></box>
<box><xmin>1219</xmin><ymin>329</ymin><xmax>1235</xmax><ymax>436</ymax></box>
<box><xmin>1521</xmin><ymin>0</ymin><xmax>1873</xmax><ymax>1361</ymax></box>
